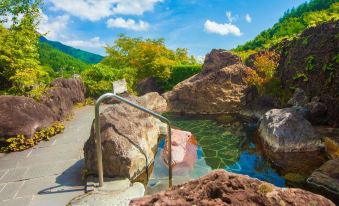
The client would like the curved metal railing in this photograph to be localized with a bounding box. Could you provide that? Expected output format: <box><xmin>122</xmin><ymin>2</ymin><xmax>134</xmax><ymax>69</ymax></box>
<box><xmin>95</xmin><ymin>93</ymin><xmax>172</xmax><ymax>188</ymax></box>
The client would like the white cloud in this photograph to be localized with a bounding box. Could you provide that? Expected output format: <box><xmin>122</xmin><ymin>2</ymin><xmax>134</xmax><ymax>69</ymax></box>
<box><xmin>204</xmin><ymin>20</ymin><xmax>242</xmax><ymax>36</ymax></box>
<box><xmin>48</xmin><ymin>0</ymin><xmax>163</xmax><ymax>21</ymax></box>
<box><xmin>245</xmin><ymin>14</ymin><xmax>252</xmax><ymax>23</ymax></box>
<box><xmin>0</xmin><ymin>13</ymin><xmax>24</xmax><ymax>28</ymax></box>
<box><xmin>106</xmin><ymin>17</ymin><xmax>149</xmax><ymax>31</ymax></box>
<box><xmin>226</xmin><ymin>11</ymin><xmax>236</xmax><ymax>23</ymax></box>
<box><xmin>63</xmin><ymin>37</ymin><xmax>105</xmax><ymax>48</ymax></box>
<box><xmin>38</xmin><ymin>12</ymin><xmax>70</xmax><ymax>40</ymax></box>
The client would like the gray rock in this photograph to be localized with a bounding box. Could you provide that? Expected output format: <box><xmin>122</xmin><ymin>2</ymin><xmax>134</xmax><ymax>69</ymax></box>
<box><xmin>136</xmin><ymin>92</ymin><xmax>167</xmax><ymax>113</ymax></box>
<box><xmin>258</xmin><ymin>108</ymin><xmax>323</xmax><ymax>152</ymax></box>
<box><xmin>287</xmin><ymin>88</ymin><xmax>309</xmax><ymax>107</ymax></box>
<box><xmin>136</xmin><ymin>77</ymin><xmax>163</xmax><ymax>95</ymax></box>
<box><xmin>83</xmin><ymin>93</ymin><xmax>166</xmax><ymax>180</ymax></box>
<box><xmin>69</xmin><ymin>179</ymin><xmax>145</xmax><ymax>206</ymax></box>
<box><xmin>307</xmin><ymin>158</ymin><xmax>339</xmax><ymax>204</ymax></box>
<box><xmin>306</xmin><ymin>101</ymin><xmax>327</xmax><ymax>125</ymax></box>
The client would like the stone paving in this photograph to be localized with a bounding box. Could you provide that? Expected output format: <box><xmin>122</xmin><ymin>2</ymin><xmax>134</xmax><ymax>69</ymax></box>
<box><xmin>0</xmin><ymin>105</ymin><xmax>98</xmax><ymax>206</ymax></box>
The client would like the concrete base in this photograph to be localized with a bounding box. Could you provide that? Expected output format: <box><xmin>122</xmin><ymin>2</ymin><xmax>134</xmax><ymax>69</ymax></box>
<box><xmin>68</xmin><ymin>177</ymin><xmax>145</xmax><ymax>206</ymax></box>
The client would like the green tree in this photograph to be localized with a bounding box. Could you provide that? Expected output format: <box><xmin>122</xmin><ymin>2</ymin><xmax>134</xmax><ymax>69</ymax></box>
<box><xmin>0</xmin><ymin>0</ymin><xmax>48</xmax><ymax>98</ymax></box>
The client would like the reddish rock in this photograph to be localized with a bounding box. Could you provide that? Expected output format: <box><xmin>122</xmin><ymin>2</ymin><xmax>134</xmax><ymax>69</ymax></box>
<box><xmin>0</xmin><ymin>96</ymin><xmax>57</xmax><ymax>138</ymax></box>
<box><xmin>130</xmin><ymin>170</ymin><xmax>334</xmax><ymax>206</ymax></box>
<box><xmin>161</xmin><ymin>129</ymin><xmax>197</xmax><ymax>173</ymax></box>
<box><xmin>41</xmin><ymin>78</ymin><xmax>86</xmax><ymax>120</ymax></box>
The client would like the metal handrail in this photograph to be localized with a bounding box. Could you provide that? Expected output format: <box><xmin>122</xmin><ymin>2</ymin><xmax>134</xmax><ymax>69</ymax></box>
<box><xmin>95</xmin><ymin>93</ymin><xmax>172</xmax><ymax>188</ymax></box>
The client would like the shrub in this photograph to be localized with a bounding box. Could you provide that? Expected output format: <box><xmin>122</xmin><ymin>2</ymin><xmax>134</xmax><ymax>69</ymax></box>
<box><xmin>0</xmin><ymin>122</ymin><xmax>65</xmax><ymax>152</ymax></box>
<box><xmin>244</xmin><ymin>51</ymin><xmax>279</xmax><ymax>94</ymax></box>
<box><xmin>161</xmin><ymin>65</ymin><xmax>202</xmax><ymax>91</ymax></box>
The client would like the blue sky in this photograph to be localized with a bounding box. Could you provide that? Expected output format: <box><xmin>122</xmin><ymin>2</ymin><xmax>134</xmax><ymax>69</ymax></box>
<box><xmin>40</xmin><ymin>0</ymin><xmax>308</xmax><ymax>57</ymax></box>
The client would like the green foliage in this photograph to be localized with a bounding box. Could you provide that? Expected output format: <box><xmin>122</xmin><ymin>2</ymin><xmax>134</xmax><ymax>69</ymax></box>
<box><xmin>81</xmin><ymin>63</ymin><xmax>137</xmax><ymax>97</ymax></box>
<box><xmin>230</xmin><ymin>50</ymin><xmax>257</xmax><ymax>63</ymax></box>
<box><xmin>39</xmin><ymin>41</ymin><xmax>89</xmax><ymax>73</ymax></box>
<box><xmin>161</xmin><ymin>65</ymin><xmax>202</xmax><ymax>91</ymax></box>
<box><xmin>82</xmin><ymin>34</ymin><xmax>199</xmax><ymax>95</ymax></box>
<box><xmin>0</xmin><ymin>0</ymin><xmax>51</xmax><ymax>96</ymax></box>
<box><xmin>263</xmin><ymin>78</ymin><xmax>292</xmax><ymax>106</ymax></box>
<box><xmin>293</xmin><ymin>72</ymin><xmax>309</xmax><ymax>81</ymax></box>
<box><xmin>306</xmin><ymin>55</ymin><xmax>315</xmax><ymax>71</ymax></box>
<box><xmin>301</xmin><ymin>36</ymin><xmax>310</xmax><ymax>45</ymax></box>
<box><xmin>0</xmin><ymin>122</ymin><xmax>65</xmax><ymax>152</ymax></box>
<box><xmin>39</xmin><ymin>36</ymin><xmax>104</xmax><ymax>64</ymax></box>
<box><xmin>244</xmin><ymin>51</ymin><xmax>280</xmax><ymax>94</ymax></box>
<box><xmin>235</xmin><ymin>1</ymin><xmax>339</xmax><ymax>51</ymax></box>
<box><xmin>103</xmin><ymin>35</ymin><xmax>176</xmax><ymax>81</ymax></box>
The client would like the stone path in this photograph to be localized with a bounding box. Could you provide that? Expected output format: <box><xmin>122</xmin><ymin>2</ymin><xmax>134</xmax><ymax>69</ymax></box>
<box><xmin>0</xmin><ymin>105</ymin><xmax>97</xmax><ymax>206</ymax></box>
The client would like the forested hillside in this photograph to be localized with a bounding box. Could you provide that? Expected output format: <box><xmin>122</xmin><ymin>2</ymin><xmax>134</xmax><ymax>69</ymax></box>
<box><xmin>235</xmin><ymin>0</ymin><xmax>338</xmax><ymax>51</ymax></box>
<box><xmin>38</xmin><ymin>41</ymin><xmax>89</xmax><ymax>74</ymax></box>
<box><xmin>40</xmin><ymin>36</ymin><xmax>104</xmax><ymax>64</ymax></box>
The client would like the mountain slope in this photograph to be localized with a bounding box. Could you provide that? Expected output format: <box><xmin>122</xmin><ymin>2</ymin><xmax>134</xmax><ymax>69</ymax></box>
<box><xmin>235</xmin><ymin>0</ymin><xmax>339</xmax><ymax>51</ymax></box>
<box><xmin>39</xmin><ymin>36</ymin><xmax>104</xmax><ymax>64</ymax></box>
<box><xmin>38</xmin><ymin>41</ymin><xmax>90</xmax><ymax>73</ymax></box>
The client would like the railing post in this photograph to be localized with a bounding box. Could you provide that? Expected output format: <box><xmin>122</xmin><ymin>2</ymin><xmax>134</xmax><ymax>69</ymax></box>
<box><xmin>94</xmin><ymin>93</ymin><xmax>172</xmax><ymax>188</ymax></box>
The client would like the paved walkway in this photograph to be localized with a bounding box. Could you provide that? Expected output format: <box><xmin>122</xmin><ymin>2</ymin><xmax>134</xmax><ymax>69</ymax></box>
<box><xmin>0</xmin><ymin>105</ymin><xmax>98</xmax><ymax>206</ymax></box>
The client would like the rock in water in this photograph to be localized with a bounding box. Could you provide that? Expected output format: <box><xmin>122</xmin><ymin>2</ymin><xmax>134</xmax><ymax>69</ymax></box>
<box><xmin>161</xmin><ymin>129</ymin><xmax>197</xmax><ymax>173</ymax></box>
<box><xmin>163</xmin><ymin>49</ymin><xmax>249</xmax><ymax>114</ymax></box>
<box><xmin>307</xmin><ymin>158</ymin><xmax>339</xmax><ymax>204</ymax></box>
<box><xmin>83</xmin><ymin>92</ymin><xmax>167</xmax><ymax>180</ymax></box>
<box><xmin>0</xmin><ymin>96</ymin><xmax>58</xmax><ymax>138</ymax></box>
<box><xmin>259</xmin><ymin>108</ymin><xmax>323</xmax><ymax>153</ymax></box>
<box><xmin>130</xmin><ymin>170</ymin><xmax>334</xmax><ymax>206</ymax></box>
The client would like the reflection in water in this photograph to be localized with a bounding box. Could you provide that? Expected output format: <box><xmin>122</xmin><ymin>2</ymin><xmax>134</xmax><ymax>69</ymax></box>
<box><xmin>145</xmin><ymin>114</ymin><xmax>285</xmax><ymax>194</ymax></box>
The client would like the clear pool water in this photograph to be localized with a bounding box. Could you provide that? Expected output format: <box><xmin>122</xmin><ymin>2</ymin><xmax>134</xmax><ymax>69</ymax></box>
<box><xmin>145</xmin><ymin>114</ymin><xmax>285</xmax><ymax>194</ymax></box>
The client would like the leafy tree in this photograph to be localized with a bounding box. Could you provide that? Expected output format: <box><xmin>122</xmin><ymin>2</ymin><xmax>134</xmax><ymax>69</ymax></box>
<box><xmin>235</xmin><ymin>0</ymin><xmax>339</xmax><ymax>51</ymax></box>
<box><xmin>0</xmin><ymin>0</ymin><xmax>49</xmax><ymax>98</ymax></box>
<box><xmin>102</xmin><ymin>35</ymin><xmax>194</xmax><ymax>82</ymax></box>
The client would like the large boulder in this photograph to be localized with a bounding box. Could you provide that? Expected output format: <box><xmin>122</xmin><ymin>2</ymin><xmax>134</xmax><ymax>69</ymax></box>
<box><xmin>84</xmin><ymin>93</ymin><xmax>167</xmax><ymax>180</ymax></box>
<box><xmin>306</xmin><ymin>97</ymin><xmax>328</xmax><ymax>125</ymax></box>
<box><xmin>41</xmin><ymin>78</ymin><xmax>86</xmax><ymax>120</ymax></box>
<box><xmin>307</xmin><ymin>158</ymin><xmax>339</xmax><ymax>204</ymax></box>
<box><xmin>277</xmin><ymin>21</ymin><xmax>339</xmax><ymax>127</ymax></box>
<box><xmin>136</xmin><ymin>77</ymin><xmax>163</xmax><ymax>95</ymax></box>
<box><xmin>163</xmin><ymin>49</ymin><xmax>249</xmax><ymax>114</ymax></box>
<box><xmin>259</xmin><ymin>107</ymin><xmax>323</xmax><ymax>153</ymax></box>
<box><xmin>0</xmin><ymin>96</ymin><xmax>58</xmax><ymax>138</ymax></box>
<box><xmin>130</xmin><ymin>170</ymin><xmax>334</xmax><ymax>205</ymax></box>
<box><xmin>136</xmin><ymin>92</ymin><xmax>167</xmax><ymax>113</ymax></box>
